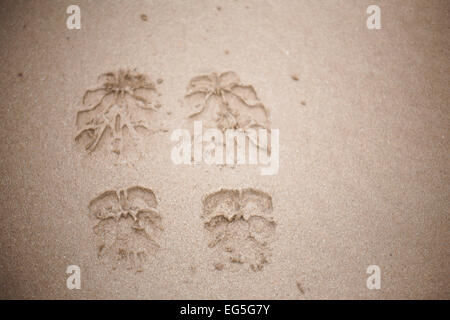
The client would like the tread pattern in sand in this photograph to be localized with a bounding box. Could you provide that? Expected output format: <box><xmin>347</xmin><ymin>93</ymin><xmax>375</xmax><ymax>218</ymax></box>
<box><xmin>184</xmin><ymin>72</ymin><xmax>271</xmax><ymax>150</ymax></box>
<box><xmin>202</xmin><ymin>188</ymin><xmax>276</xmax><ymax>271</ymax></box>
<box><xmin>89</xmin><ymin>186</ymin><xmax>162</xmax><ymax>272</ymax></box>
<box><xmin>75</xmin><ymin>69</ymin><xmax>161</xmax><ymax>156</ymax></box>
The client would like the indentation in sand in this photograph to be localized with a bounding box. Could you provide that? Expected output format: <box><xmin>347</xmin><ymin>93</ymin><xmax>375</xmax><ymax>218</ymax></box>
<box><xmin>75</xmin><ymin>69</ymin><xmax>161</xmax><ymax>157</ymax></box>
<box><xmin>184</xmin><ymin>71</ymin><xmax>271</xmax><ymax>151</ymax></box>
<box><xmin>202</xmin><ymin>188</ymin><xmax>276</xmax><ymax>271</ymax></box>
<box><xmin>89</xmin><ymin>186</ymin><xmax>163</xmax><ymax>272</ymax></box>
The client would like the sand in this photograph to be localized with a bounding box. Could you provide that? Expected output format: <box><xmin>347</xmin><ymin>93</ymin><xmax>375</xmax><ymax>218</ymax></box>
<box><xmin>0</xmin><ymin>0</ymin><xmax>448</xmax><ymax>299</ymax></box>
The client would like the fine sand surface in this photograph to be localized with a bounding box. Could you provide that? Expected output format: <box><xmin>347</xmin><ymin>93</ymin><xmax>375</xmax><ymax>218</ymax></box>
<box><xmin>0</xmin><ymin>0</ymin><xmax>448</xmax><ymax>299</ymax></box>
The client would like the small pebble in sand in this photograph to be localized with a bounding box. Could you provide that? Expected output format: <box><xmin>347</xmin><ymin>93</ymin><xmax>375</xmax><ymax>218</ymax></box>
<box><xmin>214</xmin><ymin>263</ymin><xmax>224</xmax><ymax>271</ymax></box>
<box><xmin>140</xmin><ymin>14</ymin><xmax>148</xmax><ymax>22</ymax></box>
<box><xmin>225</xmin><ymin>50</ymin><xmax>229</xmax><ymax>55</ymax></box>
<box><xmin>301</xmin><ymin>100</ymin><xmax>306</xmax><ymax>106</ymax></box>
<box><xmin>17</xmin><ymin>72</ymin><xmax>23</xmax><ymax>78</ymax></box>
<box><xmin>157</xmin><ymin>78</ymin><xmax>163</xmax><ymax>84</ymax></box>
<box><xmin>217</xmin><ymin>6</ymin><xmax>222</xmax><ymax>11</ymax></box>
<box><xmin>296</xmin><ymin>281</ymin><xmax>305</xmax><ymax>294</ymax></box>
<box><xmin>291</xmin><ymin>75</ymin><xmax>299</xmax><ymax>81</ymax></box>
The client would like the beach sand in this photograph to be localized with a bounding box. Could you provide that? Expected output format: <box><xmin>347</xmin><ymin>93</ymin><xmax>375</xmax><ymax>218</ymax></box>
<box><xmin>0</xmin><ymin>0</ymin><xmax>448</xmax><ymax>299</ymax></box>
